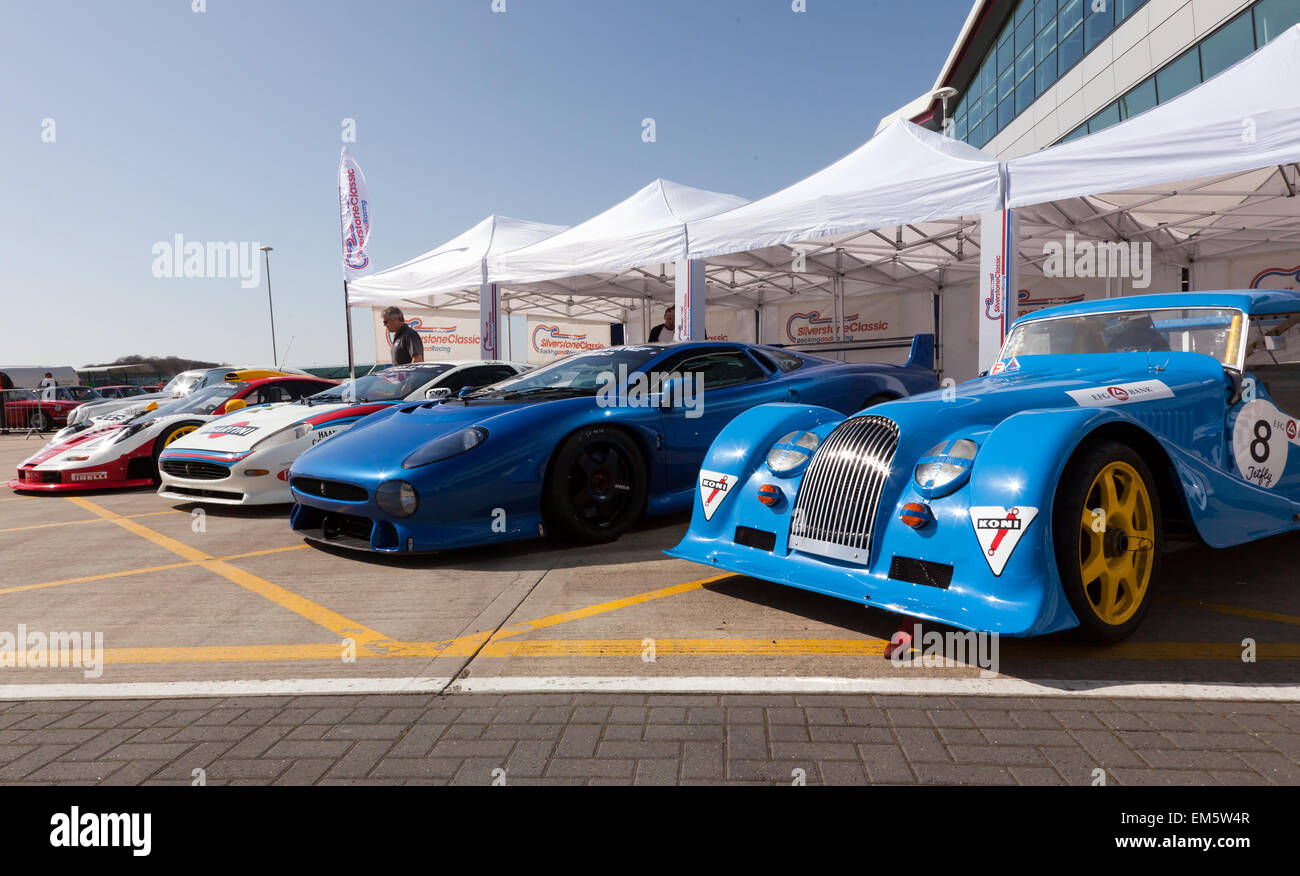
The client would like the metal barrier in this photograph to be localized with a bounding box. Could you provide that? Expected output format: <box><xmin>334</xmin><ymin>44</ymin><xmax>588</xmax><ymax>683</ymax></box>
<box><xmin>0</xmin><ymin>391</ymin><xmax>56</xmax><ymax>439</ymax></box>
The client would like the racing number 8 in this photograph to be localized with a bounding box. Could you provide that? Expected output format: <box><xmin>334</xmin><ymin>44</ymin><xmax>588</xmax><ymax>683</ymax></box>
<box><xmin>1251</xmin><ymin>419</ymin><xmax>1272</xmax><ymax>463</ymax></box>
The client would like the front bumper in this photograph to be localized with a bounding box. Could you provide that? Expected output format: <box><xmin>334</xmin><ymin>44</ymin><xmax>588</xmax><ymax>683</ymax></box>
<box><xmin>156</xmin><ymin>451</ymin><xmax>291</xmax><ymax>506</ymax></box>
<box><xmin>289</xmin><ymin>478</ymin><xmax>544</xmax><ymax>554</ymax></box>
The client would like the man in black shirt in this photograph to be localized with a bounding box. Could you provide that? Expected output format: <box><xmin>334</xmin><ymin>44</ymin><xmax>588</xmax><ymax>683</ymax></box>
<box><xmin>648</xmin><ymin>305</ymin><xmax>675</xmax><ymax>343</ymax></box>
<box><xmin>382</xmin><ymin>307</ymin><xmax>425</xmax><ymax>365</ymax></box>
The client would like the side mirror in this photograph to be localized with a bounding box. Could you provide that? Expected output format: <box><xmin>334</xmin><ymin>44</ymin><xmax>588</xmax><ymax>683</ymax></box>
<box><xmin>425</xmin><ymin>387</ymin><xmax>452</xmax><ymax>400</ymax></box>
<box><xmin>978</xmin><ymin>370</ymin><xmax>989</xmax><ymax>378</ymax></box>
<box><xmin>224</xmin><ymin>398</ymin><xmax>247</xmax><ymax>413</ymax></box>
<box><xmin>457</xmin><ymin>386</ymin><xmax>475</xmax><ymax>399</ymax></box>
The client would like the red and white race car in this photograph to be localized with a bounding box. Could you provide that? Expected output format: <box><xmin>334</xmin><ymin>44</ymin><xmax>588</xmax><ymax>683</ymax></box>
<box><xmin>9</xmin><ymin>376</ymin><xmax>336</xmax><ymax>491</ymax></box>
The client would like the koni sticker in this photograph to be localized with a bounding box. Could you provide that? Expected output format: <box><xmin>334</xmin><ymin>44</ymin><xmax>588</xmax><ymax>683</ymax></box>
<box><xmin>1065</xmin><ymin>380</ymin><xmax>1173</xmax><ymax>407</ymax></box>
<box><xmin>969</xmin><ymin>506</ymin><xmax>1039</xmax><ymax>576</ymax></box>
<box><xmin>699</xmin><ymin>470</ymin><xmax>735</xmax><ymax>521</ymax></box>
<box><xmin>1232</xmin><ymin>399</ymin><xmax>1300</xmax><ymax>489</ymax></box>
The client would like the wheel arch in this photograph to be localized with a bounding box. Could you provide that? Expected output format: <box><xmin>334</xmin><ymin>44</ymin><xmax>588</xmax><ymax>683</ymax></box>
<box><xmin>1054</xmin><ymin>419</ymin><xmax>1197</xmax><ymax>544</ymax></box>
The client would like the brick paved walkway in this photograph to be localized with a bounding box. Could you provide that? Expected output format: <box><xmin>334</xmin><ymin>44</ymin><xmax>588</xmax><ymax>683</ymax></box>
<box><xmin>1</xmin><ymin>693</ymin><xmax>1297</xmax><ymax>786</ymax></box>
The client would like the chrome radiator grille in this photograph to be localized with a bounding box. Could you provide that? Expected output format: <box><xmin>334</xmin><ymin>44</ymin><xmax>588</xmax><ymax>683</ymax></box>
<box><xmin>789</xmin><ymin>415</ymin><xmax>899</xmax><ymax>563</ymax></box>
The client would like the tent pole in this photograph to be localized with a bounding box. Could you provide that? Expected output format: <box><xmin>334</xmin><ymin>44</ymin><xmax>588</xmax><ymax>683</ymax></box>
<box><xmin>343</xmin><ymin>280</ymin><xmax>356</xmax><ymax>381</ymax></box>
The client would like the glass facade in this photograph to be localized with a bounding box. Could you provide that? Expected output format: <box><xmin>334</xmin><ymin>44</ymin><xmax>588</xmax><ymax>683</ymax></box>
<box><xmin>951</xmin><ymin>0</ymin><xmax>1152</xmax><ymax>148</ymax></box>
<box><xmin>950</xmin><ymin>0</ymin><xmax>1300</xmax><ymax>150</ymax></box>
<box><xmin>1064</xmin><ymin>1</ymin><xmax>1300</xmax><ymax>141</ymax></box>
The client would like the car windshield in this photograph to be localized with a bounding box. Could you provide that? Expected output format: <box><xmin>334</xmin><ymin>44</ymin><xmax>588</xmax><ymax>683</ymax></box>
<box><xmin>999</xmin><ymin>307</ymin><xmax>1244</xmax><ymax>367</ymax></box>
<box><xmin>66</xmin><ymin>387</ymin><xmax>99</xmax><ymax>401</ymax></box>
<box><xmin>307</xmin><ymin>365</ymin><xmax>453</xmax><ymax>403</ymax></box>
<box><xmin>162</xmin><ymin>371</ymin><xmax>202</xmax><ymax>396</ymax></box>
<box><xmin>4</xmin><ymin>390</ymin><xmax>37</xmax><ymax>401</ymax></box>
<box><xmin>468</xmin><ymin>348</ymin><xmax>662</xmax><ymax>398</ymax></box>
<box><xmin>145</xmin><ymin>383</ymin><xmax>245</xmax><ymax>419</ymax></box>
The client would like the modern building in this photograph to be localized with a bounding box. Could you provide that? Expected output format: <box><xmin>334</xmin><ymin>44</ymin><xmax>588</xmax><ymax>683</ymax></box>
<box><xmin>882</xmin><ymin>0</ymin><xmax>1300</xmax><ymax>158</ymax></box>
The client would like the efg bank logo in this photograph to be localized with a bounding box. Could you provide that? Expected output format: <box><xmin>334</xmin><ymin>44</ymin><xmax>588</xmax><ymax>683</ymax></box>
<box><xmin>532</xmin><ymin>325</ymin><xmax>606</xmax><ymax>355</ymax></box>
<box><xmin>785</xmin><ymin>311</ymin><xmax>888</xmax><ymax>343</ymax></box>
<box><xmin>50</xmin><ymin>807</ymin><xmax>151</xmax><ymax>856</ymax></box>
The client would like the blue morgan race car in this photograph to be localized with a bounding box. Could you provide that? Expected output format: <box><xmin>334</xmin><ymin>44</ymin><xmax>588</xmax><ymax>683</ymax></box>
<box><xmin>668</xmin><ymin>291</ymin><xmax>1300</xmax><ymax>641</ymax></box>
<box><xmin>288</xmin><ymin>339</ymin><xmax>937</xmax><ymax>552</ymax></box>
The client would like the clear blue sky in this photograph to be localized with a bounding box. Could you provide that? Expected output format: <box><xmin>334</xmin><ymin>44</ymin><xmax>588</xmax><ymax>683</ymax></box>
<box><xmin>2</xmin><ymin>0</ymin><xmax>972</xmax><ymax>368</ymax></box>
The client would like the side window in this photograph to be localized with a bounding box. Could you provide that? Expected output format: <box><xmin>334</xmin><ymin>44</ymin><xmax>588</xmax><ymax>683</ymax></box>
<box><xmin>254</xmin><ymin>386</ymin><xmax>290</xmax><ymax>405</ymax></box>
<box><xmin>284</xmin><ymin>380</ymin><xmax>329</xmax><ymax>399</ymax></box>
<box><xmin>676</xmin><ymin>351</ymin><xmax>767</xmax><ymax>390</ymax></box>
<box><xmin>439</xmin><ymin>367</ymin><xmax>503</xmax><ymax>394</ymax></box>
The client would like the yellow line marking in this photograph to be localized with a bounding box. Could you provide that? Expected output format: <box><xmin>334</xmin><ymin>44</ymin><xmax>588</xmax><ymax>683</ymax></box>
<box><xmin>63</xmin><ymin>497</ymin><xmax>395</xmax><ymax>654</ymax></box>
<box><xmin>505</xmin><ymin>574</ymin><xmax>738</xmax><ymax>635</ymax></box>
<box><xmin>479</xmin><ymin>638</ymin><xmax>892</xmax><ymax>658</ymax></box>
<box><xmin>394</xmin><ymin>573</ymin><xmax>743</xmax><ymax>659</ymax></box>
<box><xmin>0</xmin><ymin>545</ymin><xmax>310</xmax><ymax>597</ymax></box>
<box><xmin>37</xmin><ymin>638</ymin><xmax>1300</xmax><ymax>666</ymax></box>
<box><xmin>1161</xmin><ymin>596</ymin><xmax>1300</xmax><ymax>628</ymax></box>
<box><xmin>0</xmin><ymin>509</ymin><xmax>182</xmax><ymax>534</ymax></box>
<box><xmin>0</xmin><ymin>495</ymin><xmax>36</xmax><ymax>502</ymax></box>
<box><xmin>102</xmin><ymin>644</ymin><xmax>349</xmax><ymax>664</ymax></box>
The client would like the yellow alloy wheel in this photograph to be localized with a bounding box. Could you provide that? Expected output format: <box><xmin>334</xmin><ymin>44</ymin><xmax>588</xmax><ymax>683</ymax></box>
<box><xmin>1077</xmin><ymin>460</ymin><xmax>1155</xmax><ymax>627</ymax></box>
<box><xmin>163</xmin><ymin>425</ymin><xmax>197</xmax><ymax>447</ymax></box>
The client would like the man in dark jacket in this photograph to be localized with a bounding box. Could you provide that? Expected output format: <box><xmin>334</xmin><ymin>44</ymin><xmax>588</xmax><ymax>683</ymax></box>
<box><xmin>382</xmin><ymin>307</ymin><xmax>425</xmax><ymax>365</ymax></box>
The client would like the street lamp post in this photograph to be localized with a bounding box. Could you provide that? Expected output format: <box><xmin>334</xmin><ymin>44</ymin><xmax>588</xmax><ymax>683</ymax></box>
<box><xmin>261</xmin><ymin>246</ymin><xmax>277</xmax><ymax>367</ymax></box>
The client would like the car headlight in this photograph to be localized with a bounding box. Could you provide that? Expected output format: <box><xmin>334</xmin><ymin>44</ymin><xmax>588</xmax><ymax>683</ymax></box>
<box><xmin>913</xmin><ymin>439</ymin><xmax>978</xmax><ymax>497</ymax></box>
<box><xmin>112</xmin><ymin>421</ymin><xmax>153</xmax><ymax>444</ymax></box>
<box><xmin>403</xmin><ymin>426</ymin><xmax>487</xmax><ymax>469</ymax></box>
<box><xmin>766</xmin><ymin>430</ymin><xmax>820</xmax><ymax>476</ymax></box>
<box><xmin>254</xmin><ymin>422</ymin><xmax>311</xmax><ymax>450</ymax></box>
<box><xmin>375</xmin><ymin>480</ymin><xmax>419</xmax><ymax>517</ymax></box>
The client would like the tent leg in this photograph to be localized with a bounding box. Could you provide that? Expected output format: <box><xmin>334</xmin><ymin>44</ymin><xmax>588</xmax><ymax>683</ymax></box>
<box><xmin>978</xmin><ymin>210</ymin><xmax>1019</xmax><ymax>372</ymax></box>
<box><xmin>480</xmin><ymin>281</ymin><xmax>500</xmax><ymax>360</ymax></box>
<box><xmin>343</xmin><ymin>280</ymin><xmax>355</xmax><ymax>381</ymax></box>
<box><xmin>674</xmin><ymin>259</ymin><xmax>707</xmax><ymax>341</ymax></box>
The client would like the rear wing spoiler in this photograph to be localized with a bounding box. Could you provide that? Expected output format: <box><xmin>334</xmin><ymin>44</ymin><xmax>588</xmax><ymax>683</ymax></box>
<box><xmin>906</xmin><ymin>334</ymin><xmax>935</xmax><ymax>372</ymax></box>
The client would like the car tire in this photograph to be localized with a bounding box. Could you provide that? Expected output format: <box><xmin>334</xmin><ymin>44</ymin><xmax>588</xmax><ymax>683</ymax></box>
<box><xmin>861</xmin><ymin>393</ymin><xmax>895</xmax><ymax>410</ymax></box>
<box><xmin>544</xmin><ymin>426</ymin><xmax>648</xmax><ymax>544</ymax></box>
<box><xmin>150</xmin><ymin>421</ymin><xmax>203</xmax><ymax>480</ymax></box>
<box><xmin>33</xmin><ymin>411</ymin><xmax>51</xmax><ymax>432</ymax></box>
<box><xmin>1052</xmin><ymin>440</ymin><xmax>1162</xmax><ymax>642</ymax></box>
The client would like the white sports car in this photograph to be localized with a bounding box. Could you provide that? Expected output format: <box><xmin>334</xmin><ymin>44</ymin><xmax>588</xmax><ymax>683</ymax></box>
<box><xmin>155</xmin><ymin>360</ymin><xmax>528</xmax><ymax>505</ymax></box>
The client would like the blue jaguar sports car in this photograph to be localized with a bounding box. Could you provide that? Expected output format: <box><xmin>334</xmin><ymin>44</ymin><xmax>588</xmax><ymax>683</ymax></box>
<box><xmin>288</xmin><ymin>339</ymin><xmax>938</xmax><ymax>552</ymax></box>
<box><xmin>668</xmin><ymin>291</ymin><xmax>1300</xmax><ymax>641</ymax></box>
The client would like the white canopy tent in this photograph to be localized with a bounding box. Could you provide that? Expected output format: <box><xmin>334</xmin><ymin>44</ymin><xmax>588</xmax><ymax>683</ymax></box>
<box><xmin>486</xmin><ymin>178</ymin><xmax>748</xmax><ymax>296</ymax></box>
<box><xmin>346</xmin><ymin>214</ymin><xmax>568</xmax><ymax>311</ymax></box>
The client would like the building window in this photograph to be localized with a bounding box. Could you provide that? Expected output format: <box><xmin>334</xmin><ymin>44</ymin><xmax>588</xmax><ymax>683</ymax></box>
<box><xmin>1200</xmin><ymin>11</ymin><xmax>1257</xmax><ymax>79</ymax></box>
<box><xmin>1118</xmin><ymin>76</ymin><xmax>1157</xmax><ymax>119</ymax></box>
<box><xmin>1062</xmin><ymin>2</ymin><xmax>1282</xmax><ymax>145</ymax></box>
<box><xmin>1255</xmin><ymin>0</ymin><xmax>1300</xmax><ymax>46</ymax></box>
<box><xmin>1155</xmin><ymin>47</ymin><xmax>1201</xmax><ymax>103</ymax></box>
